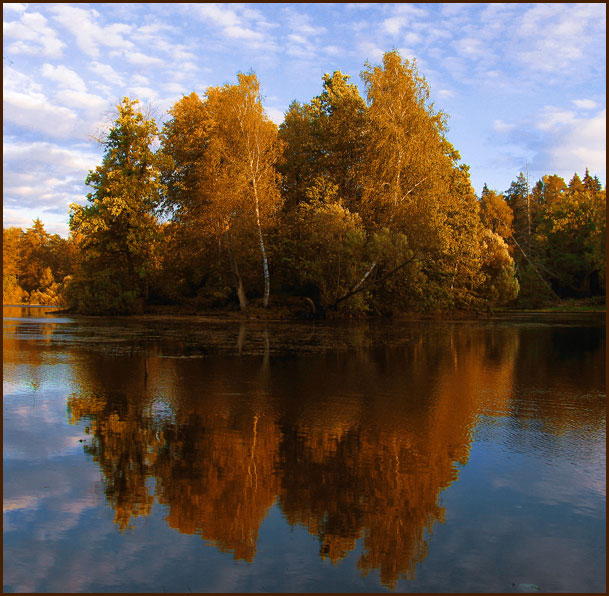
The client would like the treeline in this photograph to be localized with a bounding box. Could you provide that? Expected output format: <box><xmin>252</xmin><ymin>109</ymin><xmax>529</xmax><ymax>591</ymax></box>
<box><xmin>3</xmin><ymin>51</ymin><xmax>605</xmax><ymax>314</ymax></box>
<box><xmin>3</xmin><ymin>219</ymin><xmax>76</xmax><ymax>305</ymax></box>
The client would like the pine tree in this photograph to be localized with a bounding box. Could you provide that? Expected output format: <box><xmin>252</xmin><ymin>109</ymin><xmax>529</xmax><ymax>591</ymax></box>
<box><xmin>68</xmin><ymin>98</ymin><xmax>163</xmax><ymax>313</ymax></box>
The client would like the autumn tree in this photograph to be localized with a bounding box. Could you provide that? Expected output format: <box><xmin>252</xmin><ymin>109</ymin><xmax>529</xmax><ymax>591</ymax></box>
<box><xmin>351</xmin><ymin>51</ymin><xmax>491</xmax><ymax>310</ymax></box>
<box><xmin>67</xmin><ymin>98</ymin><xmax>163</xmax><ymax>314</ymax></box>
<box><xmin>531</xmin><ymin>174</ymin><xmax>567</xmax><ymax>210</ymax></box>
<box><xmin>536</xmin><ymin>172</ymin><xmax>606</xmax><ymax>296</ymax></box>
<box><xmin>278</xmin><ymin>177</ymin><xmax>371</xmax><ymax>314</ymax></box>
<box><xmin>17</xmin><ymin>219</ymin><xmax>52</xmax><ymax>295</ymax></box>
<box><xmin>279</xmin><ymin>50</ymin><xmax>514</xmax><ymax>313</ymax></box>
<box><xmin>479</xmin><ymin>184</ymin><xmax>513</xmax><ymax>239</ymax></box>
<box><xmin>503</xmin><ymin>173</ymin><xmax>558</xmax><ymax>306</ymax></box>
<box><xmin>3</xmin><ymin>227</ymin><xmax>26</xmax><ymax>304</ymax></box>
<box><xmin>157</xmin><ymin>92</ymin><xmax>226</xmax><ymax>305</ymax></box>
<box><xmin>505</xmin><ymin>173</ymin><xmax>533</xmax><ymax>251</ymax></box>
<box><xmin>477</xmin><ymin>185</ymin><xmax>519</xmax><ymax>306</ymax></box>
<box><xmin>278</xmin><ymin>71</ymin><xmax>368</xmax><ymax>212</ymax></box>
<box><xmin>205</xmin><ymin>73</ymin><xmax>283</xmax><ymax>309</ymax></box>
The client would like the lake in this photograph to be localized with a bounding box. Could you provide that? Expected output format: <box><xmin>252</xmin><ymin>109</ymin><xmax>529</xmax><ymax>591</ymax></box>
<box><xmin>3</xmin><ymin>306</ymin><xmax>606</xmax><ymax>593</ymax></box>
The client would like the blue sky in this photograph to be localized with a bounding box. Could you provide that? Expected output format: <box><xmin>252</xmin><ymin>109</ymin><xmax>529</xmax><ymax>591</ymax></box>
<box><xmin>3</xmin><ymin>2</ymin><xmax>606</xmax><ymax>237</ymax></box>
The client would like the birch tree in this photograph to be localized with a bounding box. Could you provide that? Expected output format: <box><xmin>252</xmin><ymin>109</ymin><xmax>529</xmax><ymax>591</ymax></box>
<box><xmin>206</xmin><ymin>73</ymin><xmax>283</xmax><ymax>309</ymax></box>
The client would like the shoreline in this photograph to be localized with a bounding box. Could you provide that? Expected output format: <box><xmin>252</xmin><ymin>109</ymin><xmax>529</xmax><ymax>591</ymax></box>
<box><xmin>4</xmin><ymin>303</ymin><xmax>604</xmax><ymax>321</ymax></box>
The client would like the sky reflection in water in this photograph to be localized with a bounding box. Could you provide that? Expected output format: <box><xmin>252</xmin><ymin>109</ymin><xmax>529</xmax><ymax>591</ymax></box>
<box><xmin>3</xmin><ymin>308</ymin><xmax>606</xmax><ymax>593</ymax></box>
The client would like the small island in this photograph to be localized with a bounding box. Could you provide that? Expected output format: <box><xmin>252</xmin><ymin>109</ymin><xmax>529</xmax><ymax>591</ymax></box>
<box><xmin>3</xmin><ymin>51</ymin><xmax>605</xmax><ymax>317</ymax></box>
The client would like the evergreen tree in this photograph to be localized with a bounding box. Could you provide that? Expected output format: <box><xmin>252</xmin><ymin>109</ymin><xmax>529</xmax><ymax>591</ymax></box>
<box><xmin>67</xmin><ymin>98</ymin><xmax>163</xmax><ymax>314</ymax></box>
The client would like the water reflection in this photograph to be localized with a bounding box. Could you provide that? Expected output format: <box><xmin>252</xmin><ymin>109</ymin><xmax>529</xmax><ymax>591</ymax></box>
<box><xmin>61</xmin><ymin>318</ymin><xmax>603</xmax><ymax>589</ymax></box>
<box><xmin>4</xmin><ymin>309</ymin><xmax>605</xmax><ymax>590</ymax></box>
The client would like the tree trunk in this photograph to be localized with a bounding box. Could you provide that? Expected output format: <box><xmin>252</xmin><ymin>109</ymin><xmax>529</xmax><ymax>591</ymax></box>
<box><xmin>252</xmin><ymin>181</ymin><xmax>270</xmax><ymax>308</ymax></box>
<box><xmin>331</xmin><ymin>254</ymin><xmax>417</xmax><ymax>308</ymax></box>
<box><xmin>224</xmin><ymin>227</ymin><xmax>248</xmax><ymax>311</ymax></box>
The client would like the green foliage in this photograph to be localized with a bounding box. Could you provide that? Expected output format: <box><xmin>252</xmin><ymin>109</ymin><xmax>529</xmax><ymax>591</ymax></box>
<box><xmin>278</xmin><ymin>71</ymin><xmax>367</xmax><ymax>212</ymax></box>
<box><xmin>512</xmin><ymin>262</ymin><xmax>556</xmax><ymax>308</ymax></box>
<box><xmin>62</xmin><ymin>269</ymin><xmax>142</xmax><ymax>315</ymax></box>
<box><xmin>536</xmin><ymin>174</ymin><xmax>606</xmax><ymax>295</ymax></box>
<box><xmin>16</xmin><ymin>51</ymin><xmax>604</xmax><ymax>316</ymax></box>
<box><xmin>68</xmin><ymin>98</ymin><xmax>163</xmax><ymax>313</ymax></box>
<box><xmin>279</xmin><ymin>185</ymin><xmax>369</xmax><ymax>314</ymax></box>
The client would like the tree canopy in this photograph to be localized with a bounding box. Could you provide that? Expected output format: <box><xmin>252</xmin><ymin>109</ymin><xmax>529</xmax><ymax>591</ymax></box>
<box><xmin>4</xmin><ymin>51</ymin><xmax>604</xmax><ymax>314</ymax></box>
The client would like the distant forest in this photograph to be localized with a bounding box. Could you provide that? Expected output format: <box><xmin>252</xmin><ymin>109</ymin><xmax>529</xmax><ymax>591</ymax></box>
<box><xmin>3</xmin><ymin>51</ymin><xmax>606</xmax><ymax>316</ymax></box>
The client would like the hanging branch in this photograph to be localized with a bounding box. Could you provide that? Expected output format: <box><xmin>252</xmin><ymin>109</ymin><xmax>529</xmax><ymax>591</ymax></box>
<box><xmin>510</xmin><ymin>236</ymin><xmax>562</xmax><ymax>302</ymax></box>
<box><xmin>330</xmin><ymin>253</ymin><xmax>418</xmax><ymax>308</ymax></box>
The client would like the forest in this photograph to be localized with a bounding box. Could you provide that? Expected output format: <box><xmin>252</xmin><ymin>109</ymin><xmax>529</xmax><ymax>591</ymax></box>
<box><xmin>3</xmin><ymin>51</ymin><xmax>606</xmax><ymax>316</ymax></box>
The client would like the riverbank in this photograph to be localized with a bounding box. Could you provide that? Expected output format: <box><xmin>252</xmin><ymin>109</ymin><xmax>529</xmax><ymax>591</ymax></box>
<box><xmin>32</xmin><ymin>297</ymin><xmax>605</xmax><ymax>321</ymax></box>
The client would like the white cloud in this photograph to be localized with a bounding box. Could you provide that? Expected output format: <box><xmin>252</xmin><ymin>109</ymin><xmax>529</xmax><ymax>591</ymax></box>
<box><xmin>282</xmin><ymin>9</ymin><xmax>328</xmax><ymax>61</ymax></box>
<box><xmin>4</xmin><ymin>66</ymin><xmax>107</xmax><ymax>141</ymax></box>
<box><xmin>543</xmin><ymin>109</ymin><xmax>606</xmax><ymax>174</ymax></box>
<box><xmin>493</xmin><ymin>119</ymin><xmax>515</xmax><ymax>133</ymax></box>
<box><xmin>440</xmin><ymin>3</ymin><xmax>471</xmax><ymax>18</ymax></box>
<box><xmin>3</xmin><ymin>10</ymin><xmax>66</xmax><ymax>57</ymax></box>
<box><xmin>453</xmin><ymin>37</ymin><xmax>486</xmax><ymax>60</ymax></box>
<box><xmin>4</xmin><ymin>89</ymin><xmax>79</xmax><ymax>139</ymax></box>
<box><xmin>162</xmin><ymin>82</ymin><xmax>189</xmax><ymax>96</ymax></box>
<box><xmin>358</xmin><ymin>41</ymin><xmax>384</xmax><ymax>64</ymax></box>
<box><xmin>193</xmin><ymin>3</ymin><xmax>276</xmax><ymax>50</ymax></box>
<box><xmin>323</xmin><ymin>45</ymin><xmax>344</xmax><ymax>57</ymax></box>
<box><xmin>3</xmin><ymin>3</ymin><xmax>28</xmax><ymax>13</ymax></box>
<box><xmin>3</xmin><ymin>65</ymin><xmax>43</xmax><ymax>95</ymax></box>
<box><xmin>53</xmin><ymin>90</ymin><xmax>109</xmax><ymax>116</ymax></box>
<box><xmin>403</xmin><ymin>32</ymin><xmax>422</xmax><ymax>46</ymax></box>
<box><xmin>127</xmin><ymin>86</ymin><xmax>159</xmax><ymax>102</ymax></box>
<box><xmin>383</xmin><ymin>16</ymin><xmax>406</xmax><ymax>36</ymax></box>
<box><xmin>438</xmin><ymin>89</ymin><xmax>455</xmax><ymax>100</ymax></box>
<box><xmin>393</xmin><ymin>47</ymin><xmax>417</xmax><ymax>64</ymax></box>
<box><xmin>514</xmin><ymin>3</ymin><xmax>606</xmax><ymax>73</ymax></box>
<box><xmin>3</xmin><ymin>141</ymin><xmax>100</xmax><ymax>172</ymax></box>
<box><xmin>88</xmin><ymin>62</ymin><xmax>124</xmax><ymax>87</ymax></box>
<box><xmin>536</xmin><ymin>106</ymin><xmax>577</xmax><ymax>132</ymax></box>
<box><xmin>50</xmin><ymin>5</ymin><xmax>133</xmax><ymax>58</ymax></box>
<box><xmin>124</xmin><ymin>51</ymin><xmax>166</xmax><ymax>68</ymax></box>
<box><xmin>394</xmin><ymin>4</ymin><xmax>428</xmax><ymax>18</ymax></box>
<box><xmin>265</xmin><ymin>107</ymin><xmax>285</xmax><ymax>125</ymax></box>
<box><xmin>170</xmin><ymin>46</ymin><xmax>198</xmax><ymax>64</ymax></box>
<box><xmin>131</xmin><ymin>74</ymin><xmax>150</xmax><ymax>86</ymax></box>
<box><xmin>3</xmin><ymin>141</ymin><xmax>101</xmax><ymax>235</ymax></box>
<box><xmin>572</xmin><ymin>99</ymin><xmax>598</xmax><ymax>111</ymax></box>
<box><xmin>195</xmin><ymin>3</ymin><xmax>240</xmax><ymax>28</ymax></box>
<box><xmin>41</xmin><ymin>64</ymin><xmax>87</xmax><ymax>93</ymax></box>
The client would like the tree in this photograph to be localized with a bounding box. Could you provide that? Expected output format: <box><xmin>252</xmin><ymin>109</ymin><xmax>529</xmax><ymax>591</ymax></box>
<box><xmin>159</xmin><ymin>92</ymin><xmax>214</xmax><ymax>223</ymax></box>
<box><xmin>279</xmin><ymin>178</ymin><xmax>370</xmax><ymax>314</ymax></box>
<box><xmin>68</xmin><ymin>97</ymin><xmax>163</xmax><ymax>314</ymax></box>
<box><xmin>158</xmin><ymin>92</ymin><xmax>227</xmax><ymax>306</ymax></box>
<box><xmin>505</xmin><ymin>172</ymin><xmax>532</xmax><ymax>250</ymax></box>
<box><xmin>479</xmin><ymin>184</ymin><xmax>513</xmax><ymax>239</ymax></box>
<box><xmin>536</xmin><ymin>173</ymin><xmax>606</xmax><ymax>296</ymax></box>
<box><xmin>205</xmin><ymin>73</ymin><xmax>283</xmax><ymax>309</ymax></box>
<box><xmin>278</xmin><ymin>71</ymin><xmax>368</xmax><ymax>212</ymax></box>
<box><xmin>478</xmin><ymin>185</ymin><xmax>519</xmax><ymax>306</ymax></box>
<box><xmin>18</xmin><ymin>218</ymin><xmax>52</xmax><ymax>295</ymax></box>
<box><xmin>351</xmin><ymin>51</ymin><xmax>484</xmax><ymax>310</ymax></box>
<box><xmin>504</xmin><ymin>172</ymin><xmax>557</xmax><ymax>306</ymax></box>
<box><xmin>3</xmin><ymin>227</ymin><xmax>27</xmax><ymax>304</ymax></box>
<box><xmin>531</xmin><ymin>174</ymin><xmax>567</xmax><ymax>210</ymax></box>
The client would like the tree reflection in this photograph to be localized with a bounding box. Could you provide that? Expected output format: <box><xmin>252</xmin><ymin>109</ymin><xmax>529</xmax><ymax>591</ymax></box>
<box><xmin>66</xmin><ymin>320</ymin><xmax>605</xmax><ymax>588</ymax></box>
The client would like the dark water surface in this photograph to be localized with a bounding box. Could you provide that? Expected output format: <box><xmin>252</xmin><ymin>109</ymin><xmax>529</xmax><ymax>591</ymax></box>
<box><xmin>3</xmin><ymin>307</ymin><xmax>606</xmax><ymax>593</ymax></box>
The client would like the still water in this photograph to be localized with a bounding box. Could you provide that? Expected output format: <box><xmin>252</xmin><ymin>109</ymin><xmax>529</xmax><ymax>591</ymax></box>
<box><xmin>3</xmin><ymin>307</ymin><xmax>606</xmax><ymax>593</ymax></box>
